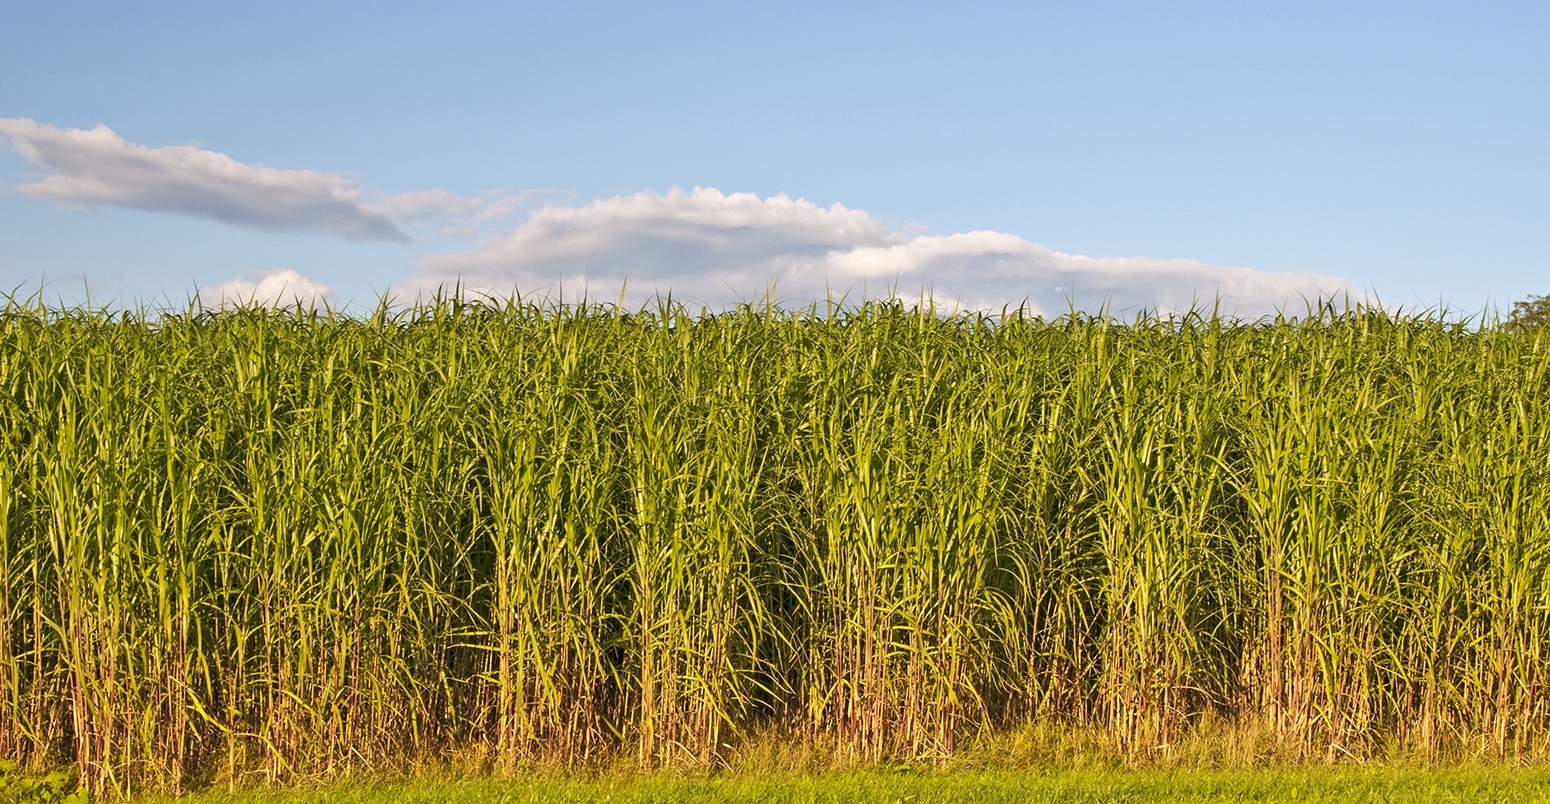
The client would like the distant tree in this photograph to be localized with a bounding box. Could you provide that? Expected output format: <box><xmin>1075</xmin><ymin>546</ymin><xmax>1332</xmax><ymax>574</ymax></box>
<box><xmin>1509</xmin><ymin>293</ymin><xmax>1550</xmax><ymax>330</ymax></box>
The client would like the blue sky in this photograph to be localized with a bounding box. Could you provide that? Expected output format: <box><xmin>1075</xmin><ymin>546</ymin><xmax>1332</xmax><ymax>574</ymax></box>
<box><xmin>2</xmin><ymin>1</ymin><xmax>1545</xmax><ymax>316</ymax></box>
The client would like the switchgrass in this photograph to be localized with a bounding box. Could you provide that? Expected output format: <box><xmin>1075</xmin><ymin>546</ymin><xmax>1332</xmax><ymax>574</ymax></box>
<box><xmin>2</xmin><ymin>297</ymin><xmax>1549</xmax><ymax>797</ymax></box>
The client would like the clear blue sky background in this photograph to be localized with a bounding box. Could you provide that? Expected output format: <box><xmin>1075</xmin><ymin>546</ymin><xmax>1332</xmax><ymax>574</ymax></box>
<box><xmin>2</xmin><ymin>1</ymin><xmax>1545</xmax><ymax>315</ymax></box>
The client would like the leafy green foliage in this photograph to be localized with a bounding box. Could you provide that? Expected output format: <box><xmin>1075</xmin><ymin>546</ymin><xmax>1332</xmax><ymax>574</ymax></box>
<box><xmin>1509</xmin><ymin>293</ymin><xmax>1550</xmax><ymax>329</ymax></box>
<box><xmin>0</xmin><ymin>760</ymin><xmax>86</xmax><ymax>804</ymax></box>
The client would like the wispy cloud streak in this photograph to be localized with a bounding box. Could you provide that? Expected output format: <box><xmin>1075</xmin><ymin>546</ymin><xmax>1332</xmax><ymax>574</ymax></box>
<box><xmin>0</xmin><ymin>119</ymin><xmax>521</xmax><ymax>242</ymax></box>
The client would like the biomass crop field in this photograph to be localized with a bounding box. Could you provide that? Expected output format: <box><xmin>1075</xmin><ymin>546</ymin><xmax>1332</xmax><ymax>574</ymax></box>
<box><xmin>2</xmin><ymin>298</ymin><xmax>1548</xmax><ymax>798</ymax></box>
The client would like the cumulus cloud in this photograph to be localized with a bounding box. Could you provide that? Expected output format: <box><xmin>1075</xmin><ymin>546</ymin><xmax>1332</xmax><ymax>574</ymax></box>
<box><xmin>0</xmin><ymin>118</ymin><xmax>516</xmax><ymax>242</ymax></box>
<box><xmin>197</xmin><ymin>268</ymin><xmax>334</xmax><ymax>310</ymax></box>
<box><xmin>411</xmin><ymin>187</ymin><xmax>1360</xmax><ymax>317</ymax></box>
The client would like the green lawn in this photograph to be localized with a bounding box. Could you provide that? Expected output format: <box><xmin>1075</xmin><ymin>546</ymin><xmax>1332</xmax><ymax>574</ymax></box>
<box><xmin>129</xmin><ymin>768</ymin><xmax>1550</xmax><ymax>803</ymax></box>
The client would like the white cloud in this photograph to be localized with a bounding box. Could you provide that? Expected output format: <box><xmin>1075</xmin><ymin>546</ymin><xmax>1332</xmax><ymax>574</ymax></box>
<box><xmin>409</xmin><ymin>187</ymin><xmax>1360</xmax><ymax>317</ymax></box>
<box><xmin>0</xmin><ymin>119</ymin><xmax>1360</xmax><ymax>315</ymax></box>
<box><xmin>0</xmin><ymin>119</ymin><xmax>519</xmax><ymax>242</ymax></box>
<box><xmin>370</xmin><ymin>189</ymin><xmax>485</xmax><ymax>222</ymax></box>
<box><xmin>197</xmin><ymin>268</ymin><xmax>334</xmax><ymax>310</ymax></box>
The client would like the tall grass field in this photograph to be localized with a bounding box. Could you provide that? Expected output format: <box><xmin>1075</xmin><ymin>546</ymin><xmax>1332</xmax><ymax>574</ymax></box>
<box><xmin>2</xmin><ymin>297</ymin><xmax>1548</xmax><ymax>797</ymax></box>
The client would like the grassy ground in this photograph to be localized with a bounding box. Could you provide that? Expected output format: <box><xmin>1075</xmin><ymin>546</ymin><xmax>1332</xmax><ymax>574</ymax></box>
<box><xmin>127</xmin><ymin>768</ymin><xmax>1550</xmax><ymax>803</ymax></box>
